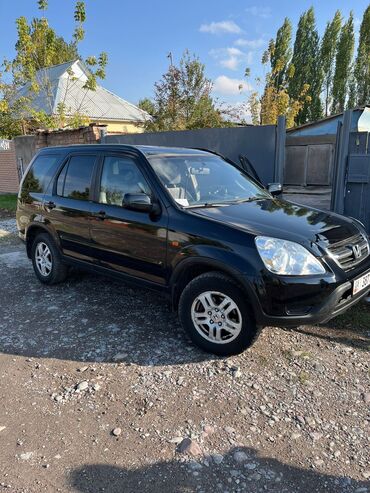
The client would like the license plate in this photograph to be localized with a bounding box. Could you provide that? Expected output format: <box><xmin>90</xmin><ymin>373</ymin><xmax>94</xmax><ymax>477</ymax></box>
<box><xmin>353</xmin><ymin>271</ymin><xmax>370</xmax><ymax>295</ymax></box>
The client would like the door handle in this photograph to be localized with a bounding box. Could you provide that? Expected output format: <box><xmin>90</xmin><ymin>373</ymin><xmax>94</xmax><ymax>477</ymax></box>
<box><xmin>93</xmin><ymin>210</ymin><xmax>106</xmax><ymax>220</ymax></box>
<box><xmin>45</xmin><ymin>200</ymin><xmax>56</xmax><ymax>210</ymax></box>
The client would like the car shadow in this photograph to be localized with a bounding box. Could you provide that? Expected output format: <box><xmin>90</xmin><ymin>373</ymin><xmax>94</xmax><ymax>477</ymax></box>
<box><xmin>285</xmin><ymin>309</ymin><xmax>370</xmax><ymax>352</ymax></box>
<box><xmin>68</xmin><ymin>445</ymin><xmax>368</xmax><ymax>493</ymax></box>
<box><xmin>0</xmin><ymin>264</ymin><xmax>218</xmax><ymax>366</ymax></box>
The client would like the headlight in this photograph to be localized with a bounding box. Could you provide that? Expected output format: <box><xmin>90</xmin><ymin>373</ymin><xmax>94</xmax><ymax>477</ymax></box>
<box><xmin>255</xmin><ymin>236</ymin><xmax>325</xmax><ymax>275</ymax></box>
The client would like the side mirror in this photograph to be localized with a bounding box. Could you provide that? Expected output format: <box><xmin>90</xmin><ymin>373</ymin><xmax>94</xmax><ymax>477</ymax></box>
<box><xmin>267</xmin><ymin>183</ymin><xmax>283</xmax><ymax>196</ymax></box>
<box><xmin>123</xmin><ymin>193</ymin><xmax>153</xmax><ymax>212</ymax></box>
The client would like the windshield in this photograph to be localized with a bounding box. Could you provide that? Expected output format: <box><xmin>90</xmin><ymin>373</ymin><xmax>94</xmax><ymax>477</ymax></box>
<box><xmin>147</xmin><ymin>153</ymin><xmax>270</xmax><ymax>207</ymax></box>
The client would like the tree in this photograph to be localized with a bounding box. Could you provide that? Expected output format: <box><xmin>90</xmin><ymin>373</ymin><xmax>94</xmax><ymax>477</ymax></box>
<box><xmin>331</xmin><ymin>12</ymin><xmax>355</xmax><ymax>113</ymax></box>
<box><xmin>9</xmin><ymin>18</ymin><xmax>79</xmax><ymax>87</ymax></box>
<box><xmin>288</xmin><ymin>7</ymin><xmax>322</xmax><ymax>124</ymax></box>
<box><xmin>347</xmin><ymin>72</ymin><xmax>357</xmax><ymax>110</ymax></box>
<box><xmin>0</xmin><ymin>105</ymin><xmax>23</xmax><ymax>139</ymax></box>
<box><xmin>248</xmin><ymin>75</ymin><xmax>310</xmax><ymax>128</ymax></box>
<box><xmin>0</xmin><ymin>74</ymin><xmax>30</xmax><ymax>137</ymax></box>
<box><xmin>145</xmin><ymin>51</ymin><xmax>223</xmax><ymax>132</ymax></box>
<box><xmin>249</xmin><ymin>19</ymin><xmax>309</xmax><ymax>128</ymax></box>
<box><xmin>353</xmin><ymin>5</ymin><xmax>370</xmax><ymax>106</ymax></box>
<box><xmin>0</xmin><ymin>0</ymin><xmax>108</xmax><ymax>137</ymax></box>
<box><xmin>320</xmin><ymin>10</ymin><xmax>342</xmax><ymax>116</ymax></box>
<box><xmin>7</xmin><ymin>1</ymin><xmax>106</xmax><ymax>89</ymax></box>
<box><xmin>138</xmin><ymin>98</ymin><xmax>155</xmax><ymax>117</ymax></box>
<box><xmin>269</xmin><ymin>17</ymin><xmax>293</xmax><ymax>89</ymax></box>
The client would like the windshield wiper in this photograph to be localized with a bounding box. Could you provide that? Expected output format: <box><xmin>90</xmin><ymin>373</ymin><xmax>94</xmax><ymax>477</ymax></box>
<box><xmin>185</xmin><ymin>196</ymin><xmax>268</xmax><ymax>209</ymax></box>
<box><xmin>186</xmin><ymin>197</ymin><xmax>264</xmax><ymax>208</ymax></box>
<box><xmin>186</xmin><ymin>202</ymin><xmax>230</xmax><ymax>208</ymax></box>
<box><xmin>233</xmin><ymin>196</ymin><xmax>266</xmax><ymax>203</ymax></box>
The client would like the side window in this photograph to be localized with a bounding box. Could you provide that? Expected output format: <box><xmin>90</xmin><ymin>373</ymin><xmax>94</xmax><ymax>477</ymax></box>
<box><xmin>21</xmin><ymin>154</ymin><xmax>61</xmax><ymax>202</ymax></box>
<box><xmin>57</xmin><ymin>155</ymin><xmax>96</xmax><ymax>200</ymax></box>
<box><xmin>99</xmin><ymin>156</ymin><xmax>151</xmax><ymax>206</ymax></box>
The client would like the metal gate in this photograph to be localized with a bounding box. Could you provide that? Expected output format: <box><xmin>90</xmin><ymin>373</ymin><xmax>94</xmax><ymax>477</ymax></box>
<box><xmin>285</xmin><ymin>135</ymin><xmax>335</xmax><ymax>186</ymax></box>
<box><xmin>344</xmin><ymin>150</ymin><xmax>370</xmax><ymax>232</ymax></box>
<box><xmin>331</xmin><ymin>110</ymin><xmax>370</xmax><ymax>234</ymax></box>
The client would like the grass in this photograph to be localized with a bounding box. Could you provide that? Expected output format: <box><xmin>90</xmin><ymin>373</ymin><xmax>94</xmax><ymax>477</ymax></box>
<box><xmin>333</xmin><ymin>301</ymin><xmax>370</xmax><ymax>331</ymax></box>
<box><xmin>282</xmin><ymin>349</ymin><xmax>311</xmax><ymax>361</ymax></box>
<box><xmin>323</xmin><ymin>301</ymin><xmax>370</xmax><ymax>352</ymax></box>
<box><xmin>298</xmin><ymin>371</ymin><xmax>310</xmax><ymax>385</ymax></box>
<box><xmin>0</xmin><ymin>194</ymin><xmax>17</xmax><ymax>214</ymax></box>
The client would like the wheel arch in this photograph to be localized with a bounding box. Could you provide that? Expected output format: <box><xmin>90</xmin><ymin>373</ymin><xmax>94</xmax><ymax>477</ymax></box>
<box><xmin>170</xmin><ymin>256</ymin><xmax>260</xmax><ymax>319</ymax></box>
<box><xmin>25</xmin><ymin>224</ymin><xmax>59</xmax><ymax>258</ymax></box>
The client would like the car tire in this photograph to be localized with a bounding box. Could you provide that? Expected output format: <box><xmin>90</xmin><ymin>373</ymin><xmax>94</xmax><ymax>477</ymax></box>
<box><xmin>178</xmin><ymin>271</ymin><xmax>259</xmax><ymax>355</ymax></box>
<box><xmin>31</xmin><ymin>232</ymin><xmax>68</xmax><ymax>285</ymax></box>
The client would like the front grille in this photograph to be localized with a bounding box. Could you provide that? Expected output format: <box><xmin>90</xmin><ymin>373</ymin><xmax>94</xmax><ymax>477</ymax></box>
<box><xmin>327</xmin><ymin>233</ymin><xmax>369</xmax><ymax>271</ymax></box>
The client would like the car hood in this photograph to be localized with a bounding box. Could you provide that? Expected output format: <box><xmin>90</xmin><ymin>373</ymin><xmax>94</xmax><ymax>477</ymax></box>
<box><xmin>189</xmin><ymin>198</ymin><xmax>359</xmax><ymax>246</ymax></box>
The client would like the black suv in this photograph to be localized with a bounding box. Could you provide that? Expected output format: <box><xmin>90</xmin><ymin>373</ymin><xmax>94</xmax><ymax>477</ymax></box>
<box><xmin>17</xmin><ymin>145</ymin><xmax>370</xmax><ymax>355</ymax></box>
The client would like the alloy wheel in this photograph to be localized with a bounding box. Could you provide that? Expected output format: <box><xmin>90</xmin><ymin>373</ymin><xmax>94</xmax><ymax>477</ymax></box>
<box><xmin>35</xmin><ymin>242</ymin><xmax>53</xmax><ymax>277</ymax></box>
<box><xmin>191</xmin><ymin>290</ymin><xmax>242</xmax><ymax>344</ymax></box>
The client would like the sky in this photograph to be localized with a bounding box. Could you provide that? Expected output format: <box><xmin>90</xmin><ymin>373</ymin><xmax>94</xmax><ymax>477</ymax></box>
<box><xmin>0</xmin><ymin>0</ymin><xmax>369</xmax><ymax>109</ymax></box>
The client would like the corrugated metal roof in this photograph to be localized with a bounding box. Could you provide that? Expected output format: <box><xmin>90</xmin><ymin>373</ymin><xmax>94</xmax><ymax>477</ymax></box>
<box><xmin>15</xmin><ymin>60</ymin><xmax>150</xmax><ymax>123</ymax></box>
<box><xmin>55</xmin><ymin>77</ymin><xmax>149</xmax><ymax>121</ymax></box>
<box><xmin>38</xmin><ymin>60</ymin><xmax>85</xmax><ymax>82</ymax></box>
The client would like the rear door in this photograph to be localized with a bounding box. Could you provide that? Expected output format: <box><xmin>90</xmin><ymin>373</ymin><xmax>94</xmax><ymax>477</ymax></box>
<box><xmin>17</xmin><ymin>152</ymin><xmax>62</xmax><ymax>233</ymax></box>
<box><xmin>43</xmin><ymin>152</ymin><xmax>99</xmax><ymax>262</ymax></box>
<box><xmin>89</xmin><ymin>152</ymin><xmax>168</xmax><ymax>285</ymax></box>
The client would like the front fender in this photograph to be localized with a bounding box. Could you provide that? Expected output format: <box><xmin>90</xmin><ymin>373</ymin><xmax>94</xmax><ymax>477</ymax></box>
<box><xmin>170</xmin><ymin>244</ymin><xmax>260</xmax><ymax>279</ymax></box>
<box><xmin>169</xmin><ymin>245</ymin><xmax>263</xmax><ymax>317</ymax></box>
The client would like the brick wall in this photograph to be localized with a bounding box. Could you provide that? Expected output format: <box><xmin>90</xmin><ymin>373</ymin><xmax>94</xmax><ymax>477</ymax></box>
<box><xmin>0</xmin><ymin>140</ymin><xmax>19</xmax><ymax>194</ymax></box>
<box><xmin>35</xmin><ymin>124</ymin><xmax>105</xmax><ymax>151</ymax></box>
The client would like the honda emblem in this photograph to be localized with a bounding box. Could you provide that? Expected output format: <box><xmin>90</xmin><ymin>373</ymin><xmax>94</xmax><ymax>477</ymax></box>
<box><xmin>352</xmin><ymin>244</ymin><xmax>361</xmax><ymax>259</ymax></box>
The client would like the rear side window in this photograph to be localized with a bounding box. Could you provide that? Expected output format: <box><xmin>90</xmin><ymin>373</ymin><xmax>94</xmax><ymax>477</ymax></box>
<box><xmin>21</xmin><ymin>154</ymin><xmax>61</xmax><ymax>201</ymax></box>
<box><xmin>57</xmin><ymin>155</ymin><xmax>96</xmax><ymax>200</ymax></box>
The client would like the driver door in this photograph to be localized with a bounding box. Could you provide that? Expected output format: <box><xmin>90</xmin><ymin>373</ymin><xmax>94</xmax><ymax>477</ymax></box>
<box><xmin>89</xmin><ymin>152</ymin><xmax>168</xmax><ymax>285</ymax></box>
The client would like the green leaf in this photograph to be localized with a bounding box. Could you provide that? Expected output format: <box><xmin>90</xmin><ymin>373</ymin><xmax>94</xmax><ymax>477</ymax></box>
<box><xmin>37</xmin><ymin>0</ymin><xmax>48</xmax><ymax>10</ymax></box>
<box><xmin>74</xmin><ymin>1</ymin><xmax>86</xmax><ymax>23</ymax></box>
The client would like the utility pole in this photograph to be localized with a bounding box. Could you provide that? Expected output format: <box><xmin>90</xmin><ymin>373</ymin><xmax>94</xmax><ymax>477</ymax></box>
<box><xmin>167</xmin><ymin>52</ymin><xmax>173</xmax><ymax>67</ymax></box>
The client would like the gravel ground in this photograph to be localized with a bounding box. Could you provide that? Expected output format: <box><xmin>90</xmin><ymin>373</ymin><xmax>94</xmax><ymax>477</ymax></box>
<box><xmin>0</xmin><ymin>219</ymin><xmax>369</xmax><ymax>493</ymax></box>
<box><xmin>0</xmin><ymin>218</ymin><xmax>18</xmax><ymax>242</ymax></box>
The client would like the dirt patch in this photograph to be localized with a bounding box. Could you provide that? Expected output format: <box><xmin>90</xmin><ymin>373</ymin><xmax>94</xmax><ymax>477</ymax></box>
<box><xmin>0</xmin><ymin>210</ymin><xmax>15</xmax><ymax>219</ymax></box>
<box><xmin>0</xmin><ymin>244</ymin><xmax>369</xmax><ymax>492</ymax></box>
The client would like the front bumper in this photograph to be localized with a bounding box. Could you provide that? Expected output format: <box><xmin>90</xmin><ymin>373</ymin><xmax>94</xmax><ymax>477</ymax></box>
<box><xmin>254</xmin><ymin>278</ymin><xmax>369</xmax><ymax>327</ymax></box>
<box><xmin>249</xmin><ymin>259</ymin><xmax>370</xmax><ymax>327</ymax></box>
